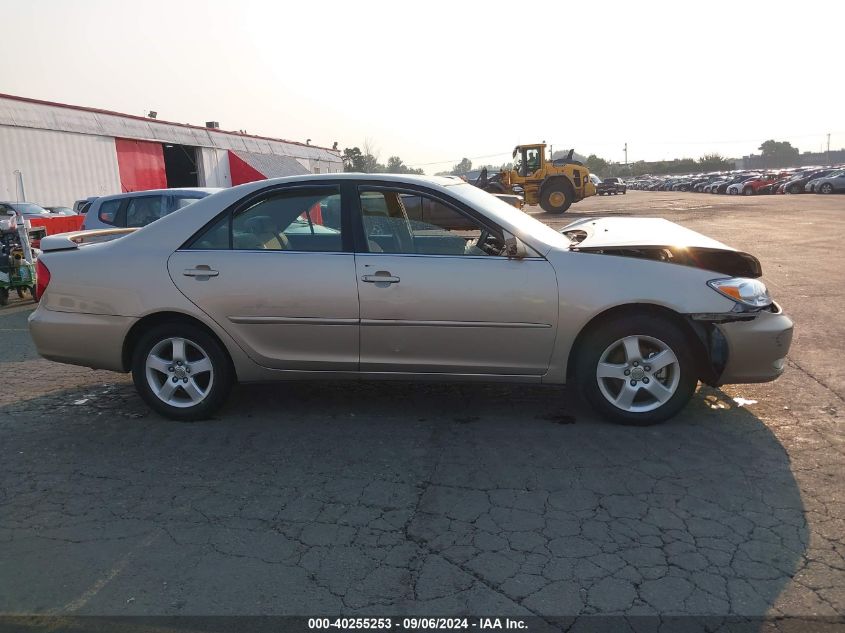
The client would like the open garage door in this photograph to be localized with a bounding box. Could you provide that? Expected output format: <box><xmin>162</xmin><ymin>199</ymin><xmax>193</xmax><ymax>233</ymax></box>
<box><xmin>228</xmin><ymin>150</ymin><xmax>310</xmax><ymax>185</ymax></box>
<box><xmin>163</xmin><ymin>143</ymin><xmax>199</xmax><ymax>188</ymax></box>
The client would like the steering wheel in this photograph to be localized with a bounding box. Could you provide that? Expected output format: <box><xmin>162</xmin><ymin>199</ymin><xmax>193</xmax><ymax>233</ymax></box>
<box><xmin>475</xmin><ymin>229</ymin><xmax>501</xmax><ymax>255</ymax></box>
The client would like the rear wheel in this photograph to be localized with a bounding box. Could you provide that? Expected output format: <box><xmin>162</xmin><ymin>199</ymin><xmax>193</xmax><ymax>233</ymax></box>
<box><xmin>789</xmin><ymin>184</ymin><xmax>801</xmax><ymax>194</ymax></box>
<box><xmin>0</xmin><ymin>288</ymin><xmax>8</xmax><ymax>306</ymax></box>
<box><xmin>540</xmin><ymin>181</ymin><xmax>573</xmax><ymax>213</ymax></box>
<box><xmin>131</xmin><ymin>323</ymin><xmax>233</xmax><ymax>421</ymax></box>
<box><xmin>820</xmin><ymin>183</ymin><xmax>833</xmax><ymax>194</ymax></box>
<box><xmin>574</xmin><ymin>314</ymin><xmax>698</xmax><ymax>425</ymax></box>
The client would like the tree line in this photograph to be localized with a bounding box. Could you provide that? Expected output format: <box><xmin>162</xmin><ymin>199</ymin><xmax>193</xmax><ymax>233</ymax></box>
<box><xmin>584</xmin><ymin>140</ymin><xmax>802</xmax><ymax>177</ymax></box>
<box><xmin>341</xmin><ymin>146</ymin><xmax>424</xmax><ymax>175</ymax></box>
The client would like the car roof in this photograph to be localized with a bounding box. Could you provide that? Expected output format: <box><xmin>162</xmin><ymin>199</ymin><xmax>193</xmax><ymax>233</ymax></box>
<box><xmin>94</xmin><ymin>187</ymin><xmax>223</xmax><ymax>203</ymax></box>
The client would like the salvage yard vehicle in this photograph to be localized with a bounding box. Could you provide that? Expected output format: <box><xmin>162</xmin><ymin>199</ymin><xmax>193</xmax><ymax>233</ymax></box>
<box><xmin>727</xmin><ymin>173</ymin><xmax>784</xmax><ymax>196</ymax></box>
<box><xmin>82</xmin><ymin>188</ymin><xmax>222</xmax><ymax>231</ymax></box>
<box><xmin>29</xmin><ymin>174</ymin><xmax>793</xmax><ymax>425</ymax></box>
<box><xmin>806</xmin><ymin>170</ymin><xmax>845</xmax><ymax>194</ymax></box>
<box><xmin>596</xmin><ymin>177</ymin><xmax>627</xmax><ymax>195</ymax></box>
<box><xmin>480</xmin><ymin>144</ymin><xmax>595</xmax><ymax>213</ymax></box>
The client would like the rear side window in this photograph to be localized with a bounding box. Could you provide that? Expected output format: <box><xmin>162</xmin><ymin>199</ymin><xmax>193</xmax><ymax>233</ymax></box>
<box><xmin>98</xmin><ymin>199</ymin><xmax>121</xmax><ymax>225</ymax></box>
<box><xmin>187</xmin><ymin>187</ymin><xmax>343</xmax><ymax>252</ymax></box>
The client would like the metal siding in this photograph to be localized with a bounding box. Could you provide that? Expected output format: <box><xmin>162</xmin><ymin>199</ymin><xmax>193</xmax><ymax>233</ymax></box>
<box><xmin>197</xmin><ymin>148</ymin><xmax>231</xmax><ymax>188</ymax></box>
<box><xmin>0</xmin><ymin>125</ymin><xmax>121</xmax><ymax>206</ymax></box>
<box><xmin>0</xmin><ymin>96</ymin><xmax>344</xmax><ymax>173</ymax></box>
<box><xmin>231</xmin><ymin>150</ymin><xmax>311</xmax><ymax>179</ymax></box>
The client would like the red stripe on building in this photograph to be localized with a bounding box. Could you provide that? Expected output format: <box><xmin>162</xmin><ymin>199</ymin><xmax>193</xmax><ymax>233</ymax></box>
<box><xmin>115</xmin><ymin>138</ymin><xmax>167</xmax><ymax>192</ymax></box>
<box><xmin>227</xmin><ymin>150</ymin><xmax>267</xmax><ymax>185</ymax></box>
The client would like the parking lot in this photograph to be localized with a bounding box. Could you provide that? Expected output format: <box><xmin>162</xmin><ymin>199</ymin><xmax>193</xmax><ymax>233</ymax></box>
<box><xmin>1</xmin><ymin>191</ymin><xmax>843</xmax><ymax>622</ymax></box>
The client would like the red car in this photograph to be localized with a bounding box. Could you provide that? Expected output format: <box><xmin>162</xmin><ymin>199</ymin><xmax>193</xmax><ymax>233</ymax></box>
<box><xmin>728</xmin><ymin>173</ymin><xmax>789</xmax><ymax>196</ymax></box>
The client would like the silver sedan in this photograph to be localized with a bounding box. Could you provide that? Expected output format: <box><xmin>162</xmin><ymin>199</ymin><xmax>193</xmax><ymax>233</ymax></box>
<box><xmin>29</xmin><ymin>174</ymin><xmax>793</xmax><ymax>425</ymax></box>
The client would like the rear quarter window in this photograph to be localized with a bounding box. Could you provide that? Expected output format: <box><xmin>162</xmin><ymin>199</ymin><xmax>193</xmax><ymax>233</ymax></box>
<box><xmin>98</xmin><ymin>199</ymin><xmax>122</xmax><ymax>225</ymax></box>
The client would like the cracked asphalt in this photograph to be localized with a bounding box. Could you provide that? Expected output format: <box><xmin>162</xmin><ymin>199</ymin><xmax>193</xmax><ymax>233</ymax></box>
<box><xmin>0</xmin><ymin>192</ymin><xmax>843</xmax><ymax>622</ymax></box>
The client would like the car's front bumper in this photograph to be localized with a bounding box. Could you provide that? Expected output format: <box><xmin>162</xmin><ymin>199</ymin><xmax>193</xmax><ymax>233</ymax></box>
<box><xmin>28</xmin><ymin>305</ymin><xmax>135</xmax><ymax>372</ymax></box>
<box><xmin>715</xmin><ymin>303</ymin><xmax>793</xmax><ymax>385</ymax></box>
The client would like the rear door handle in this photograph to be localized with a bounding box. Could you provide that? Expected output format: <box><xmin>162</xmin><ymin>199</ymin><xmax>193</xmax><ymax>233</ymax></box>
<box><xmin>183</xmin><ymin>267</ymin><xmax>219</xmax><ymax>278</ymax></box>
<box><xmin>361</xmin><ymin>273</ymin><xmax>400</xmax><ymax>284</ymax></box>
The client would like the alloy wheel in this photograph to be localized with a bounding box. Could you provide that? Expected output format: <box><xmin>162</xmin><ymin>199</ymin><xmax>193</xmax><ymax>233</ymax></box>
<box><xmin>145</xmin><ymin>337</ymin><xmax>214</xmax><ymax>408</ymax></box>
<box><xmin>596</xmin><ymin>335</ymin><xmax>681</xmax><ymax>413</ymax></box>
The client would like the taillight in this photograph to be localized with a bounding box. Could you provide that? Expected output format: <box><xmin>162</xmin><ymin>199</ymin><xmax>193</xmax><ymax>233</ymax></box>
<box><xmin>35</xmin><ymin>259</ymin><xmax>50</xmax><ymax>301</ymax></box>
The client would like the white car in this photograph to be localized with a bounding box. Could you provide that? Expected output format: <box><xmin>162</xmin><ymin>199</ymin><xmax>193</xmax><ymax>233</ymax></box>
<box><xmin>82</xmin><ymin>188</ymin><xmax>221</xmax><ymax>231</ymax></box>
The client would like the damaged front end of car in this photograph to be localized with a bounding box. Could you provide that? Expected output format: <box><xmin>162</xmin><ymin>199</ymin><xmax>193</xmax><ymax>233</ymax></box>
<box><xmin>562</xmin><ymin>217</ymin><xmax>794</xmax><ymax>386</ymax></box>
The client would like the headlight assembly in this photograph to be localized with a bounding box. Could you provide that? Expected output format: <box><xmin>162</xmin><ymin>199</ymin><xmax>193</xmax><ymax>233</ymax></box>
<box><xmin>708</xmin><ymin>277</ymin><xmax>772</xmax><ymax>309</ymax></box>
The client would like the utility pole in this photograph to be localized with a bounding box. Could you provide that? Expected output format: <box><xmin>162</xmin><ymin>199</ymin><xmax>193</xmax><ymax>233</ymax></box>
<box><xmin>624</xmin><ymin>142</ymin><xmax>628</xmax><ymax>168</ymax></box>
<box><xmin>827</xmin><ymin>133</ymin><xmax>831</xmax><ymax>165</ymax></box>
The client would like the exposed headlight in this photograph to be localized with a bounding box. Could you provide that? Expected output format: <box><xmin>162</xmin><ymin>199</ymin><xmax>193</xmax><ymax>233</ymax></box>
<box><xmin>708</xmin><ymin>277</ymin><xmax>772</xmax><ymax>308</ymax></box>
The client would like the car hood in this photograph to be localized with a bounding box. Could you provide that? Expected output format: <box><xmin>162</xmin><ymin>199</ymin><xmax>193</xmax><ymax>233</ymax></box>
<box><xmin>561</xmin><ymin>217</ymin><xmax>762</xmax><ymax>278</ymax></box>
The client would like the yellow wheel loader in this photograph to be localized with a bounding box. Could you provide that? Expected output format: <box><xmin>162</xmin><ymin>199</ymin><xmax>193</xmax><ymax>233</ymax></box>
<box><xmin>479</xmin><ymin>144</ymin><xmax>596</xmax><ymax>214</ymax></box>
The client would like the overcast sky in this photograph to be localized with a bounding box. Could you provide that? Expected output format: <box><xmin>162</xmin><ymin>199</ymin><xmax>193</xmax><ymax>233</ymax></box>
<box><xmin>2</xmin><ymin>0</ymin><xmax>843</xmax><ymax>172</ymax></box>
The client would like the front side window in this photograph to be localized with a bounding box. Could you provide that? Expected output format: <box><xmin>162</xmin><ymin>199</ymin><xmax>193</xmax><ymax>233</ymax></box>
<box><xmin>170</xmin><ymin>195</ymin><xmax>205</xmax><ymax>212</ymax></box>
<box><xmin>125</xmin><ymin>196</ymin><xmax>167</xmax><ymax>227</ymax></box>
<box><xmin>188</xmin><ymin>187</ymin><xmax>342</xmax><ymax>252</ymax></box>
<box><xmin>359</xmin><ymin>189</ymin><xmax>507</xmax><ymax>257</ymax></box>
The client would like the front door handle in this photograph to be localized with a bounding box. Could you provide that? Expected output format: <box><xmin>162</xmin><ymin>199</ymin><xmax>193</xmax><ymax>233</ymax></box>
<box><xmin>183</xmin><ymin>266</ymin><xmax>219</xmax><ymax>278</ymax></box>
<box><xmin>361</xmin><ymin>272</ymin><xmax>400</xmax><ymax>284</ymax></box>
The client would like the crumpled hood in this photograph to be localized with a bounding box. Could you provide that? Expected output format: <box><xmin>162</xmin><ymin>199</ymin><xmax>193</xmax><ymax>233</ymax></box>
<box><xmin>561</xmin><ymin>217</ymin><xmax>762</xmax><ymax>278</ymax></box>
<box><xmin>562</xmin><ymin>217</ymin><xmax>734</xmax><ymax>250</ymax></box>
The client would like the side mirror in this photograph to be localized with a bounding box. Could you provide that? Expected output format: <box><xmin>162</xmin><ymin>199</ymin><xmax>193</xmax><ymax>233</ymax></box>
<box><xmin>503</xmin><ymin>231</ymin><xmax>528</xmax><ymax>259</ymax></box>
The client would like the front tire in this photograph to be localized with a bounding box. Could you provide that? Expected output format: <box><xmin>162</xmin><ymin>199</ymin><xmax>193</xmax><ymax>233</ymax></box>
<box><xmin>743</xmin><ymin>186</ymin><xmax>754</xmax><ymax>196</ymax></box>
<box><xmin>539</xmin><ymin>181</ymin><xmax>573</xmax><ymax>214</ymax></box>
<box><xmin>131</xmin><ymin>323</ymin><xmax>233</xmax><ymax>421</ymax></box>
<box><xmin>574</xmin><ymin>314</ymin><xmax>698</xmax><ymax>425</ymax></box>
<box><xmin>820</xmin><ymin>183</ymin><xmax>833</xmax><ymax>194</ymax></box>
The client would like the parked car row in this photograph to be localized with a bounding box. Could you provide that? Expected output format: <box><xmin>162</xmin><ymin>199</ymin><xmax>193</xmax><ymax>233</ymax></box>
<box><xmin>626</xmin><ymin>166</ymin><xmax>845</xmax><ymax>195</ymax></box>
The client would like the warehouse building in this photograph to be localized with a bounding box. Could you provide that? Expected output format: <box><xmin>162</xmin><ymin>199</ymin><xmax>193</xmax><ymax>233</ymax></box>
<box><xmin>0</xmin><ymin>93</ymin><xmax>343</xmax><ymax>206</ymax></box>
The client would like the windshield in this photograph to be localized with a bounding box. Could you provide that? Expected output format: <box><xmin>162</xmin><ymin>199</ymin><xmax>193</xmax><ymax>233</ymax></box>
<box><xmin>10</xmin><ymin>203</ymin><xmax>49</xmax><ymax>214</ymax></box>
<box><xmin>445</xmin><ymin>183</ymin><xmax>572</xmax><ymax>252</ymax></box>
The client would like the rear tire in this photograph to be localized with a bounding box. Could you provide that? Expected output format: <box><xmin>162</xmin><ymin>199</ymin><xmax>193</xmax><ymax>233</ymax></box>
<box><xmin>789</xmin><ymin>184</ymin><xmax>800</xmax><ymax>194</ymax></box>
<box><xmin>131</xmin><ymin>322</ymin><xmax>233</xmax><ymax>421</ymax></box>
<box><xmin>820</xmin><ymin>183</ymin><xmax>833</xmax><ymax>194</ymax></box>
<box><xmin>540</xmin><ymin>181</ymin><xmax>573</xmax><ymax>214</ymax></box>
<box><xmin>0</xmin><ymin>288</ymin><xmax>8</xmax><ymax>306</ymax></box>
<box><xmin>574</xmin><ymin>314</ymin><xmax>698</xmax><ymax>425</ymax></box>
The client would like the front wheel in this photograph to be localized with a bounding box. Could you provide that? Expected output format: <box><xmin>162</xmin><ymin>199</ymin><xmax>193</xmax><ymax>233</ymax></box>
<box><xmin>820</xmin><ymin>183</ymin><xmax>833</xmax><ymax>194</ymax></box>
<box><xmin>743</xmin><ymin>187</ymin><xmax>754</xmax><ymax>196</ymax></box>
<box><xmin>539</xmin><ymin>182</ymin><xmax>573</xmax><ymax>213</ymax></box>
<box><xmin>131</xmin><ymin>323</ymin><xmax>233</xmax><ymax>421</ymax></box>
<box><xmin>789</xmin><ymin>184</ymin><xmax>800</xmax><ymax>194</ymax></box>
<box><xmin>574</xmin><ymin>314</ymin><xmax>698</xmax><ymax>425</ymax></box>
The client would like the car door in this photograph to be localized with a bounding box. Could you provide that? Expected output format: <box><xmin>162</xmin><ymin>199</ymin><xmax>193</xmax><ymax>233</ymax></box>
<box><xmin>168</xmin><ymin>184</ymin><xmax>360</xmax><ymax>372</ymax></box>
<box><xmin>353</xmin><ymin>184</ymin><xmax>558</xmax><ymax>376</ymax></box>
